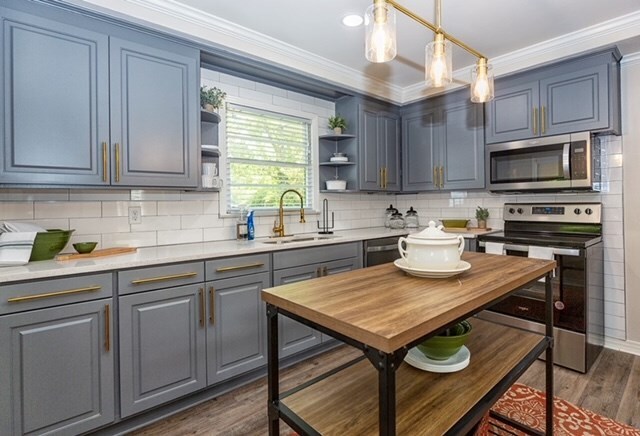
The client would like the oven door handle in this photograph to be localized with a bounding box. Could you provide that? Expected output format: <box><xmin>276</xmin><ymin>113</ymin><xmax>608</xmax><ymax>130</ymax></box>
<box><xmin>479</xmin><ymin>241</ymin><xmax>580</xmax><ymax>257</ymax></box>
<box><xmin>562</xmin><ymin>142</ymin><xmax>571</xmax><ymax>180</ymax></box>
<box><xmin>366</xmin><ymin>244</ymin><xmax>399</xmax><ymax>252</ymax></box>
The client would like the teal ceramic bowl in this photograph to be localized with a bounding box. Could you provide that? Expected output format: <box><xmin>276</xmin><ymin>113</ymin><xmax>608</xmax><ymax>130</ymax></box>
<box><xmin>30</xmin><ymin>229</ymin><xmax>75</xmax><ymax>261</ymax></box>
<box><xmin>73</xmin><ymin>242</ymin><xmax>98</xmax><ymax>254</ymax></box>
<box><xmin>417</xmin><ymin>320</ymin><xmax>472</xmax><ymax>361</ymax></box>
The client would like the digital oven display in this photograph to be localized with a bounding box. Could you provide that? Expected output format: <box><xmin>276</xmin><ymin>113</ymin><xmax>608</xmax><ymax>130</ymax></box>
<box><xmin>532</xmin><ymin>206</ymin><xmax>565</xmax><ymax>215</ymax></box>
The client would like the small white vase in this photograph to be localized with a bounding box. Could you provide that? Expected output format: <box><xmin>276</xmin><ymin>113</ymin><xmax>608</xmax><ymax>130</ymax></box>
<box><xmin>333</xmin><ymin>127</ymin><xmax>343</xmax><ymax>135</ymax></box>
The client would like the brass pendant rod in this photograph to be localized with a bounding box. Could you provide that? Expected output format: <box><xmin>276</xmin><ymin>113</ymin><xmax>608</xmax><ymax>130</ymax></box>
<box><xmin>386</xmin><ymin>0</ymin><xmax>487</xmax><ymax>60</ymax></box>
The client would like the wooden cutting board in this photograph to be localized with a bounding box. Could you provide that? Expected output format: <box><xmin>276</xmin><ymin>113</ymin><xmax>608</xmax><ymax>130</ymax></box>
<box><xmin>56</xmin><ymin>247</ymin><xmax>137</xmax><ymax>261</ymax></box>
<box><xmin>443</xmin><ymin>227</ymin><xmax>492</xmax><ymax>234</ymax></box>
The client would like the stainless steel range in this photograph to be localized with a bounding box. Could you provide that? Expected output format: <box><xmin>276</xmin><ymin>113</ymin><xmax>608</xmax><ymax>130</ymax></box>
<box><xmin>476</xmin><ymin>202</ymin><xmax>604</xmax><ymax>373</ymax></box>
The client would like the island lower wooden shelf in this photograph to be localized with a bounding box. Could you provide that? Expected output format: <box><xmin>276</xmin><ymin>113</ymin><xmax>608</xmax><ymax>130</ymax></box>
<box><xmin>281</xmin><ymin>318</ymin><xmax>547</xmax><ymax>435</ymax></box>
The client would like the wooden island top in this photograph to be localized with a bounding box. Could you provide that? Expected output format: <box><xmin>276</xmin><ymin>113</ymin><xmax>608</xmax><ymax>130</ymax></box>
<box><xmin>262</xmin><ymin>252</ymin><xmax>556</xmax><ymax>354</ymax></box>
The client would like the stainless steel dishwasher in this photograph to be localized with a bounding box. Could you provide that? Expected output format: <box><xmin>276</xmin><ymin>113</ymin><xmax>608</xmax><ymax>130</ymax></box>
<box><xmin>363</xmin><ymin>235</ymin><xmax>406</xmax><ymax>267</ymax></box>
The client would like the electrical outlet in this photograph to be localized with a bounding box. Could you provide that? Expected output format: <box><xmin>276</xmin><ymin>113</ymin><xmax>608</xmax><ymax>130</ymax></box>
<box><xmin>128</xmin><ymin>206</ymin><xmax>142</xmax><ymax>224</ymax></box>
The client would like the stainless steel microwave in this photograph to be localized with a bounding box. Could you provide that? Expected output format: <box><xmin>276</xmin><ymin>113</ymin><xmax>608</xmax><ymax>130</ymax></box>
<box><xmin>487</xmin><ymin>132</ymin><xmax>601</xmax><ymax>192</ymax></box>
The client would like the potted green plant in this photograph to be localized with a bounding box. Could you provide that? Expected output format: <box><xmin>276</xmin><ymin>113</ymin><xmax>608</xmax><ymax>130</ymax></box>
<box><xmin>475</xmin><ymin>206</ymin><xmax>489</xmax><ymax>229</ymax></box>
<box><xmin>328</xmin><ymin>115</ymin><xmax>347</xmax><ymax>134</ymax></box>
<box><xmin>200</xmin><ymin>86</ymin><xmax>226</xmax><ymax>112</ymax></box>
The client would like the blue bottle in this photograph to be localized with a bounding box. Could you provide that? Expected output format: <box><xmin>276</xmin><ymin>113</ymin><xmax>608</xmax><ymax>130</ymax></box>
<box><xmin>247</xmin><ymin>210</ymin><xmax>255</xmax><ymax>241</ymax></box>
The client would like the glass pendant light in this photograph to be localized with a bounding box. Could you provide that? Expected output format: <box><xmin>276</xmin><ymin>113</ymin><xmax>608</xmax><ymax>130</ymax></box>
<box><xmin>471</xmin><ymin>58</ymin><xmax>494</xmax><ymax>103</ymax></box>
<box><xmin>425</xmin><ymin>33</ymin><xmax>452</xmax><ymax>88</ymax></box>
<box><xmin>365</xmin><ymin>0</ymin><xmax>397</xmax><ymax>63</ymax></box>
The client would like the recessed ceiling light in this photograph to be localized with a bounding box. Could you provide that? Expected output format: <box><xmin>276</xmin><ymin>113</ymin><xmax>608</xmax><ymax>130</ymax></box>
<box><xmin>342</xmin><ymin>14</ymin><xmax>363</xmax><ymax>27</ymax></box>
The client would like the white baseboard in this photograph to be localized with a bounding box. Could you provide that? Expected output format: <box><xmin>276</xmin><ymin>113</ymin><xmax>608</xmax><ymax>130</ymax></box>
<box><xmin>604</xmin><ymin>337</ymin><xmax>640</xmax><ymax>356</ymax></box>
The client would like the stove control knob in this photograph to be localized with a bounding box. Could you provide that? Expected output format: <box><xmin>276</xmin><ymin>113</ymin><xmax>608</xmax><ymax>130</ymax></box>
<box><xmin>574</xmin><ymin>208</ymin><xmax>581</xmax><ymax>215</ymax></box>
<box><xmin>585</xmin><ymin>208</ymin><xmax>593</xmax><ymax>215</ymax></box>
<box><xmin>517</xmin><ymin>208</ymin><xmax>524</xmax><ymax>214</ymax></box>
<box><xmin>508</xmin><ymin>208</ymin><xmax>516</xmax><ymax>214</ymax></box>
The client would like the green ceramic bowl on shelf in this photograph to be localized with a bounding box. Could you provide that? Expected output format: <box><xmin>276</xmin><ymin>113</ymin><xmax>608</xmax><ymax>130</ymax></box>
<box><xmin>73</xmin><ymin>242</ymin><xmax>98</xmax><ymax>254</ymax></box>
<box><xmin>417</xmin><ymin>320</ymin><xmax>472</xmax><ymax>361</ymax></box>
<box><xmin>29</xmin><ymin>229</ymin><xmax>75</xmax><ymax>261</ymax></box>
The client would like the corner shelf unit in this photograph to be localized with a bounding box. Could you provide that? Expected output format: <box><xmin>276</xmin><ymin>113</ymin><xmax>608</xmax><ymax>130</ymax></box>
<box><xmin>200</xmin><ymin>109</ymin><xmax>221</xmax><ymax>191</ymax></box>
<box><xmin>318</xmin><ymin>134</ymin><xmax>357</xmax><ymax>193</ymax></box>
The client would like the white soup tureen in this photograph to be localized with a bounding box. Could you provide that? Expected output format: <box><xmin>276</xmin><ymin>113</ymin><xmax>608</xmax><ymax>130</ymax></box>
<box><xmin>398</xmin><ymin>221</ymin><xmax>464</xmax><ymax>270</ymax></box>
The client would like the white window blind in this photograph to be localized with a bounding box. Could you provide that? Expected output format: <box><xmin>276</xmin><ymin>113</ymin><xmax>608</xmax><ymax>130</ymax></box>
<box><xmin>225</xmin><ymin>103</ymin><xmax>313</xmax><ymax>211</ymax></box>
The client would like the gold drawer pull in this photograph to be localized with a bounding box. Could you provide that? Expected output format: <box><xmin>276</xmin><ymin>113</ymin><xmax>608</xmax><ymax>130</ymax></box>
<box><xmin>115</xmin><ymin>143</ymin><xmax>121</xmax><ymax>183</ymax></box>
<box><xmin>131</xmin><ymin>272</ymin><xmax>198</xmax><ymax>285</ymax></box>
<box><xmin>102</xmin><ymin>142</ymin><xmax>108</xmax><ymax>182</ymax></box>
<box><xmin>104</xmin><ymin>304</ymin><xmax>111</xmax><ymax>352</ymax></box>
<box><xmin>216</xmin><ymin>262</ymin><xmax>264</xmax><ymax>273</ymax></box>
<box><xmin>7</xmin><ymin>285</ymin><xmax>102</xmax><ymax>303</ymax></box>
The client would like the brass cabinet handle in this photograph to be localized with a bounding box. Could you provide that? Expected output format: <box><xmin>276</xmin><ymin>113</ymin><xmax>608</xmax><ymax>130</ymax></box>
<box><xmin>216</xmin><ymin>263</ymin><xmax>264</xmax><ymax>272</ymax></box>
<box><xmin>198</xmin><ymin>288</ymin><xmax>205</xmax><ymax>328</ymax></box>
<box><xmin>209</xmin><ymin>286</ymin><xmax>215</xmax><ymax>325</ymax></box>
<box><xmin>130</xmin><ymin>272</ymin><xmax>198</xmax><ymax>285</ymax></box>
<box><xmin>115</xmin><ymin>143</ymin><xmax>121</xmax><ymax>183</ymax></box>
<box><xmin>541</xmin><ymin>106</ymin><xmax>546</xmax><ymax>134</ymax></box>
<box><xmin>322</xmin><ymin>266</ymin><xmax>328</xmax><ymax>276</ymax></box>
<box><xmin>7</xmin><ymin>285</ymin><xmax>102</xmax><ymax>303</ymax></box>
<box><xmin>379</xmin><ymin>167</ymin><xmax>384</xmax><ymax>188</ymax></box>
<box><xmin>316</xmin><ymin>267</ymin><xmax>321</xmax><ymax>277</ymax></box>
<box><xmin>383</xmin><ymin>167</ymin><xmax>388</xmax><ymax>189</ymax></box>
<box><xmin>104</xmin><ymin>304</ymin><xmax>111</xmax><ymax>352</ymax></box>
<box><xmin>533</xmin><ymin>107</ymin><xmax>538</xmax><ymax>135</ymax></box>
<box><xmin>102</xmin><ymin>142</ymin><xmax>108</xmax><ymax>182</ymax></box>
<box><xmin>433</xmin><ymin>166</ymin><xmax>438</xmax><ymax>188</ymax></box>
<box><xmin>439</xmin><ymin>166</ymin><xmax>444</xmax><ymax>188</ymax></box>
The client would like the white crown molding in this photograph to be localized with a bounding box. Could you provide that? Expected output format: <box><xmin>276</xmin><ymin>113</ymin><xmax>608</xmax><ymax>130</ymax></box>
<box><xmin>605</xmin><ymin>336</ymin><xmax>640</xmax><ymax>357</ymax></box>
<box><xmin>621</xmin><ymin>51</ymin><xmax>640</xmax><ymax>65</ymax></box>
<box><xmin>65</xmin><ymin>1</ymin><xmax>640</xmax><ymax>104</ymax></box>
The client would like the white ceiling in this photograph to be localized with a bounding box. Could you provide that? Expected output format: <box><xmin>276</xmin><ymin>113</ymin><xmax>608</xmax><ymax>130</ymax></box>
<box><xmin>67</xmin><ymin>0</ymin><xmax>640</xmax><ymax>102</ymax></box>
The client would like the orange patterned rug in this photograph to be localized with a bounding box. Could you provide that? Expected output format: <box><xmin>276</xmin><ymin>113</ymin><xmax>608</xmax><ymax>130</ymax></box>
<box><xmin>476</xmin><ymin>383</ymin><xmax>640</xmax><ymax>435</ymax></box>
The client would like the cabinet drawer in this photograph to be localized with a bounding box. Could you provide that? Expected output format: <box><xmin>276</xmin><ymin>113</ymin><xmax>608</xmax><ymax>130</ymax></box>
<box><xmin>119</xmin><ymin>262</ymin><xmax>204</xmax><ymax>295</ymax></box>
<box><xmin>273</xmin><ymin>242</ymin><xmax>360</xmax><ymax>270</ymax></box>
<box><xmin>0</xmin><ymin>273</ymin><xmax>113</xmax><ymax>315</ymax></box>
<box><xmin>206</xmin><ymin>254</ymin><xmax>270</xmax><ymax>281</ymax></box>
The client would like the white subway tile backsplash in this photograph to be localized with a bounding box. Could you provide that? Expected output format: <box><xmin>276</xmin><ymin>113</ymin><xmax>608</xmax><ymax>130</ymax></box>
<box><xmin>272</xmin><ymin>95</ymin><xmax>301</xmax><ymax>110</ymax></box>
<box><xmin>131</xmin><ymin>216</ymin><xmax>181</xmax><ymax>232</ymax></box>
<box><xmin>181</xmin><ymin>215</ymin><xmax>224</xmax><ymax>230</ymax></box>
<box><xmin>70</xmin><ymin>217</ymin><xmax>129</xmax><ymax>234</ymax></box>
<box><xmin>130</xmin><ymin>190</ymin><xmax>181</xmax><ymax>201</ymax></box>
<box><xmin>255</xmin><ymin>82</ymin><xmax>287</xmax><ymax>97</ymax></box>
<box><xmin>102</xmin><ymin>201</ymin><xmax>157</xmax><ymax>217</ymax></box>
<box><xmin>102</xmin><ymin>231</ymin><xmax>157</xmax><ymax>248</ymax></box>
<box><xmin>157</xmin><ymin>200</ymin><xmax>203</xmax><ymax>216</ymax></box>
<box><xmin>0</xmin><ymin>202</ymin><xmax>33</xmax><ymax>220</ymax></box>
<box><xmin>69</xmin><ymin>190</ymin><xmax>130</xmax><ymax>201</ymax></box>
<box><xmin>157</xmin><ymin>229</ymin><xmax>203</xmax><ymax>245</ymax></box>
<box><xmin>239</xmin><ymin>87</ymin><xmax>273</xmax><ymax>104</ymax></box>
<box><xmin>0</xmin><ymin>189</ymin><xmax>68</xmax><ymax>201</ymax></box>
<box><xmin>35</xmin><ymin>202</ymin><xmax>101</xmax><ymax>218</ymax></box>
<box><xmin>218</xmin><ymin>73</ymin><xmax>256</xmax><ymax>90</ymax></box>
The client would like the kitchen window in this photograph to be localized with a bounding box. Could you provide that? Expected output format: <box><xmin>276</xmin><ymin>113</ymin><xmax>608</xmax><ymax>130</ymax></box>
<box><xmin>224</xmin><ymin>102</ymin><xmax>316</xmax><ymax>213</ymax></box>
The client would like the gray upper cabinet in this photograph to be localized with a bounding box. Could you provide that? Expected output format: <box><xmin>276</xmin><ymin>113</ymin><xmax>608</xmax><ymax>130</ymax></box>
<box><xmin>485</xmin><ymin>48</ymin><xmax>621</xmax><ymax>144</ymax></box>
<box><xmin>336</xmin><ymin>96</ymin><xmax>401</xmax><ymax>192</ymax></box>
<box><xmin>0</xmin><ymin>8</ymin><xmax>110</xmax><ymax>186</ymax></box>
<box><xmin>110</xmin><ymin>38</ymin><xmax>198</xmax><ymax>187</ymax></box>
<box><xmin>0</xmin><ymin>3</ymin><xmax>199</xmax><ymax>188</ymax></box>
<box><xmin>402</xmin><ymin>91</ymin><xmax>484</xmax><ymax>192</ymax></box>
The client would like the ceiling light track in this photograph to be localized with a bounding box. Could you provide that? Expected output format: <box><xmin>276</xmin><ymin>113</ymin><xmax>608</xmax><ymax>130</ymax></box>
<box><xmin>365</xmin><ymin>0</ymin><xmax>494</xmax><ymax>103</ymax></box>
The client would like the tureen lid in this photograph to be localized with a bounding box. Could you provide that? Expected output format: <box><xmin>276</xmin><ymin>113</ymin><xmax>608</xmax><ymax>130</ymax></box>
<box><xmin>407</xmin><ymin>220</ymin><xmax>458</xmax><ymax>240</ymax></box>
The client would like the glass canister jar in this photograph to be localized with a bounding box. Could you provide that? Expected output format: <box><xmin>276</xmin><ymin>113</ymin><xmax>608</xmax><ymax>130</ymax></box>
<box><xmin>385</xmin><ymin>204</ymin><xmax>398</xmax><ymax>228</ymax></box>
<box><xmin>389</xmin><ymin>211</ymin><xmax>405</xmax><ymax>229</ymax></box>
<box><xmin>405</xmin><ymin>206</ymin><xmax>419</xmax><ymax>228</ymax></box>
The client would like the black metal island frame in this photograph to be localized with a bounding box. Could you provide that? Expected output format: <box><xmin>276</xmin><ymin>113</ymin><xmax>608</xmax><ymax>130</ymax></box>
<box><xmin>261</xmin><ymin>252</ymin><xmax>556</xmax><ymax>435</ymax></box>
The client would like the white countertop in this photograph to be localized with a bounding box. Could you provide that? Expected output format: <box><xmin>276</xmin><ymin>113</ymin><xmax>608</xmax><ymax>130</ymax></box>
<box><xmin>0</xmin><ymin>226</ymin><xmax>496</xmax><ymax>283</ymax></box>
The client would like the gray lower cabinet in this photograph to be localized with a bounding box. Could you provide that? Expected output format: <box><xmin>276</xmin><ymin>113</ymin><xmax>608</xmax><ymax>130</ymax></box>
<box><xmin>485</xmin><ymin>48</ymin><xmax>621</xmax><ymax>144</ymax></box>
<box><xmin>119</xmin><ymin>283</ymin><xmax>207</xmax><ymax>418</ymax></box>
<box><xmin>273</xmin><ymin>243</ymin><xmax>362</xmax><ymax>357</ymax></box>
<box><xmin>0</xmin><ymin>2</ymin><xmax>199</xmax><ymax>188</ymax></box>
<box><xmin>206</xmin><ymin>272</ymin><xmax>270</xmax><ymax>385</ymax></box>
<box><xmin>402</xmin><ymin>90</ymin><xmax>484</xmax><ymax>192</ymax></box>
<box><xmin>0</xmin><ymin>299</ymin><xmax>114</xmax><ymax>435</ymax></box>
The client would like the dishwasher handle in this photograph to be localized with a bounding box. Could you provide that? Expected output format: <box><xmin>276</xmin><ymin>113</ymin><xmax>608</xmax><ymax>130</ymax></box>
<box><xmin>478</xmin><ymin>241</ymin><xmax>580</xmax><ymax>257</ymax></box>
<box><xmin>366</xmin><ymin>244</ymin><xmax>398</xmax><ymax>253</ymax></box>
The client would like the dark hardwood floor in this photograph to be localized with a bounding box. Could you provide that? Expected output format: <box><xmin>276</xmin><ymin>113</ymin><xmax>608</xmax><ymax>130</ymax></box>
<box><xmin>131</xmin><ymin>345</ymin><xmax>640</xmax><ymax>435</ymax></box>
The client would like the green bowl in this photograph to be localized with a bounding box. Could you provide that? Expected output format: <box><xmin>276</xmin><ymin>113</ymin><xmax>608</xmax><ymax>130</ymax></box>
<box><xmin>417</xmin><ymin>320</ymin><xmax>472</xmax><ymax>361</ymax></box>
<box><xmin>440</xmin><ymin>219</ymin><xmax>469</xmax><ymax>228</ymax></box>
<box><xmin>73</xmin><ymin>242</ymin><xmax>98</xmax><ymax>254</ymax></box>
<box><xmin>30</xmin><ymin>229</ymin><xmax>75</xmax><ymax>261</ymax></box>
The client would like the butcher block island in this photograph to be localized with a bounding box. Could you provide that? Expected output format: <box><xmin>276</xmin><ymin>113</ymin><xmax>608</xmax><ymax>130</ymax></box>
<box><xmin>261</xmin><ymin>252</ymin><xmax>557</xmax><ymax>435</ymax></box>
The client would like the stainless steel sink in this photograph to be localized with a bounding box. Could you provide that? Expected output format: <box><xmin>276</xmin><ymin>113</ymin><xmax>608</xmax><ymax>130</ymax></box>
<box><xmin>260</xmin><ymin>235</ymin><xmax>342</xmax><ymax>244</ymax></box>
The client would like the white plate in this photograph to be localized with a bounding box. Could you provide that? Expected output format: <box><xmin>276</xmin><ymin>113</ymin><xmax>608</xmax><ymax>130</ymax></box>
<box><xmin>404</xmin><ymin>346</ymin><xmax>470</xmax><ymax>373</ymax></box>
<box><xmin>393</xmin><ymin>258</ymin><xmax>471</xmax><ymax>278</ymax></box>
<box><xmin>330</xmin><ymin>156</ymin><xmax>349</xmax><ymax>162</ymax></box>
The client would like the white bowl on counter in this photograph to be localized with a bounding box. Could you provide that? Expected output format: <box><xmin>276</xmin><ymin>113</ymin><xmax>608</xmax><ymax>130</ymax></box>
<box><xmin>326</xmin><ymin>180</ymin><xmax>347</xmax><ymax>190</ymax></box>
